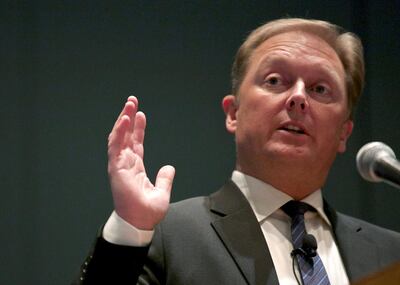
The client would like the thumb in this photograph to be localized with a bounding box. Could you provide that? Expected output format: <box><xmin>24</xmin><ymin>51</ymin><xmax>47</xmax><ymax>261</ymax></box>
<box><xmin>155</xmin><ymin>165</ymin><xmax>175</xmax><ymax>193</ymax></box>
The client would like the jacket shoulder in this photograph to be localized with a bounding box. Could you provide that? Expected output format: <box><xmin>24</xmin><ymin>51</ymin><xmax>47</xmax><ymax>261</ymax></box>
<box><xmin>336</xmin><ymin>212</ymin><xmax>400</xmax><ymax>243</ymax></box>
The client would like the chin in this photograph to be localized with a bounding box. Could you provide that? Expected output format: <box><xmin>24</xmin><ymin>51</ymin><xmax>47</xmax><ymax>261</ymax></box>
<box><xmin>265</xmin><ymin>143</ymin><xmax>312</xmax><ymax>158</ymax></box>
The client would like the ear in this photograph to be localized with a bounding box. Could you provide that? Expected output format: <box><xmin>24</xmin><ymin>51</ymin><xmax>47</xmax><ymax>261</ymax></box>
<box><xmin>337</xmin><ymin>119</ymin><xmax>353</xmax><ymax>153</ymax></box>
<box><xmin>222</xmin><ymin>95</ymin><xmax>238</xmax><ymax>134</ymax></box>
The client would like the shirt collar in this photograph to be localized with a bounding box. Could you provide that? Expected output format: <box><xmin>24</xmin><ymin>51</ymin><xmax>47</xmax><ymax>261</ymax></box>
<box><xmin>231</xmin><ymin>170</ymin><xmax>331</xmax><ymax>226</ymax></box>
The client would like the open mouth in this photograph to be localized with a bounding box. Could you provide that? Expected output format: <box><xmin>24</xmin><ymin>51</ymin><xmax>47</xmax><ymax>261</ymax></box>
<box><xmin>279</xmin><ymin>124</ymin><xmax>306</xmax><ymax>135</ymax></box>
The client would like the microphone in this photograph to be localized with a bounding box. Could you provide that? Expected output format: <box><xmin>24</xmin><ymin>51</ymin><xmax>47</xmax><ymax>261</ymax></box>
<box><xmin>356</xmin><ymin>142</ymin><xmax>400</xmax><ymax>189</ymax></box>
<box><xmin>291</xmin><ymin>234</ymin><xmax>318</xmax><ymax>285</ymax></box>
<box><xmin>291</xmin><ymin>234</ymin><xmax>317</xmax><ymax>259</ymax></box>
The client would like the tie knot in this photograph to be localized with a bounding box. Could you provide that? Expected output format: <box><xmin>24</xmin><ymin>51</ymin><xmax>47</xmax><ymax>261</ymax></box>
<box><xmin>281</xmin><ymin>200</ymin><xmax>314</xmax><ymax>218</ymax></box>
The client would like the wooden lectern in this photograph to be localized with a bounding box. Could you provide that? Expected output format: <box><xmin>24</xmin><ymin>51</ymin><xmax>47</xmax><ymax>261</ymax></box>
<box><xmin>352</xmin><ymin>262</ymin><xmax>400</xmax><ymax>285</ymax></box>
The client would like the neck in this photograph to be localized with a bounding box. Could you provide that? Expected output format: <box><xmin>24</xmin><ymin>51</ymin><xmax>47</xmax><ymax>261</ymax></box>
<box><xmin>236</xmin><ymin>160</ymin><xmax>329</xmax><ymax>200</ymax></box>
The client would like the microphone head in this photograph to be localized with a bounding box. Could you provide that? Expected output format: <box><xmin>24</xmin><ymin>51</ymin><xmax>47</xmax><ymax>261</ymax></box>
<box><xmin>303</xmin><ymin>234</ymin><xmax>317</xmax><ymax>257</ymax></box>
<box><xmin>290</xmin><ymin>234</ymin><xmax>318</xmax><ymax>259</ymax></box>
<box><xmin>356</xmin><ymin>142</ymin><xmax>396</xmax><ymax>182</ymax></box>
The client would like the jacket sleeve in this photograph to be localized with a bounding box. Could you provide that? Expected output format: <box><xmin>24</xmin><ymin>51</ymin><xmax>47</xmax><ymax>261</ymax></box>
<box><xmin>72</xmin><ymin>234</ymin><xmax>150</xmax><ymax>285</ymax></box>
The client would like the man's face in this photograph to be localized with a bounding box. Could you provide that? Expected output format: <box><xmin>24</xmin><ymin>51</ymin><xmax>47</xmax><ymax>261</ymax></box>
<box><xmin>223</xmin><ymin>31</ymin><xmax>353</xmax><ymax>180</ymax></box>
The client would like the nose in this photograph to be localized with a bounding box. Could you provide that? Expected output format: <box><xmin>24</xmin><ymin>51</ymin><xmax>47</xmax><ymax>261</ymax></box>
<box><xmin>285</xmin><ymin>80</ymin><xmax>309</xmax><ymax>113</ymax></box>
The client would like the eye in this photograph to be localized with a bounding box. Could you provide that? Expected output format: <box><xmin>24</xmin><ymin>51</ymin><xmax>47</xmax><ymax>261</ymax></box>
<box><xmin>266</xmin><ymin>76</ymin><xmax>280</xmax><ymax>85</ymax></box>
<box><xmin>315</xmin><ymin>85</ymin><xmax>326</xmax><ymax>93</ymax></box>
<box><xmin>309</xmin><ymin>83</ymin><xmax>331</xmax><ymax>96</ymax></box>
<box><xmin>308</xmin><ymin>83</ymin><xmax>334</xmax><ymax>103</ymax></box>
<box><xmin>263</xmin><ymin>74</ymin><xmax>284</xmax><ymax>87</ymax></box>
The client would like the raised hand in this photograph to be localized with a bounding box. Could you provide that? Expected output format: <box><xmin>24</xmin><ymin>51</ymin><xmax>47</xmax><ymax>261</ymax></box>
<box><xmin>107</xmin><ymin>96</ymin><xmax>175</xmax><ymax>230</ymax></box>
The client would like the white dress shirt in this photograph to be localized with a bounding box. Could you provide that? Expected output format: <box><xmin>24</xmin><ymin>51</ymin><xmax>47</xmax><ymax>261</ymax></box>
<box><xmin>231</xmin><ymin>171</ymin><xmax>349</xmax><ymax>285</ymax></box>
<box><xmin>103</xmin><ymin>170</ymin><xmax>349</xmax><ymax>284</ymax></box>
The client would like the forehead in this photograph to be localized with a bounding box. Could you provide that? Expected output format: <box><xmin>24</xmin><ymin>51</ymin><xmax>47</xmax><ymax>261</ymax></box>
<box><xmin>249</xmin><ymin>31</ymin><xmax>345</xmax><ymax>80</ymax></box>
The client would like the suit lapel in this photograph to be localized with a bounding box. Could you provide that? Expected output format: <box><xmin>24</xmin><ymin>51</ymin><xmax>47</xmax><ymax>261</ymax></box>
<box><xmin>209</xmin><ymin>181</ymin><xmax>278</xmax><ymax>285</ymax></box>
<box><xmin>324</xmin><ymin>201</ymin><xmax>379</xmax><ymax>282</ymax></box>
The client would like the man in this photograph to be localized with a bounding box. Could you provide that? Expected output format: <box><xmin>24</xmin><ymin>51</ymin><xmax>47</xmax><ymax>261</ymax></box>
<box><xmin>74</xmin><ymin>18</ymin><xmax>400</xmax><ymax>284</ymax></box>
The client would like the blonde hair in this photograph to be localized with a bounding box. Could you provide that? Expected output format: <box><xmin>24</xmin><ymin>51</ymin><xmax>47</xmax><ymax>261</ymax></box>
<box><xmin>231</xmin><ymin>18</ymin><xmax>365</xmax><ymax>118</ymax></box>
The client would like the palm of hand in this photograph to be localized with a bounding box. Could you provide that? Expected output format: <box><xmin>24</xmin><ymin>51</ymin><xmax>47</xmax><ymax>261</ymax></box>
<box><xmin>107</xmin><ymin>97</ymin><xmax>175</xmax><ymax>230</ymax></box>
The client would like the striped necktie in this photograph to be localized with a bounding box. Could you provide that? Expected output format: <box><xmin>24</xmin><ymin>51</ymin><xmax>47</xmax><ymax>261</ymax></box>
<box><xmin>282</xmin><ymin>201</ymin><xmax>331</xmax><ymax>285</ymax></box>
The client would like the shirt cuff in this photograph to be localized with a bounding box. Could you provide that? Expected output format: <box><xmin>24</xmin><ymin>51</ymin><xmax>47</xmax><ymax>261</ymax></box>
<box><xmin>102</xmin><ymin>211</ymin><xmax>154</xmax><ymax>246</ymax></box>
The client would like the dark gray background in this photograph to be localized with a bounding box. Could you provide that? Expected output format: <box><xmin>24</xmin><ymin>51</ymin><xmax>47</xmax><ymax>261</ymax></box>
<box><xmin>2</xmin><ymin>1</ymin><xmax>400</xmax><ymax>284</ymax></box>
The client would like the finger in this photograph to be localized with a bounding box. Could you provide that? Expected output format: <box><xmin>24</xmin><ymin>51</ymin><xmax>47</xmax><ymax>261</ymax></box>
<box><xmin>126</xmin><ymin>104</ymin><xmax>137</xmax><ymax>135</ymax></box>
<box><xmin>155</xmin><ymin>165</ymin><xmax>175</xmax><ymax>194</ymax></box>
<box><xmin>127</xmin><ymin>95</ymin><xmax>138</xmax><ymax>106</ymax></box>
<box><xmin>132</xmin><ymin>111</ymin><xmax>146</xmax><ymax>158</ymax></box>
<box><xmin>108</xmin><ymin>114</ymin><xmax>130</xmax><ymax>158</ymax></box>
<box><xmin>120</xmin><ymin>96</ymin><xmax>138</xmax><ymax>120</ymax></box>
<box><xmin>126</xmin><ymin>96</ymin><xmax>139</xmax><ymax>134</ymax></box>
<box><xmin>109</xmin><ymin>102</ymin><xmax>136</xmax><ymax>147</ymax></box>
<box><xmin>111</xmin><ymin>98</ymin><xmax>138</xmax><ymax>133</ymax></box>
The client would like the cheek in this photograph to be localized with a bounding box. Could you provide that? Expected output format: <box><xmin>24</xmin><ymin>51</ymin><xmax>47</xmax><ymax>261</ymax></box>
<box><xmin>235</xmin><ymin>89</ymin><xmax>286</xmax><ymax>138</ymax></box>
<box><xmin>313</xmin><ymin>109</ymin><xmax>348</xmax><ymax>146</ymax></box>
<box><xmin>238</xmin><ymin>103</ymin><xmax>278</xmax><ymax>132</ymax></box>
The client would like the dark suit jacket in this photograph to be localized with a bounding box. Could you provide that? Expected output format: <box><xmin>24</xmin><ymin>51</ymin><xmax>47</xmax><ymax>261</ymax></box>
<box><xmin>74</xmin><ymin>180</ymin><xmax>400</xmax><ymax>284</ymax></box>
